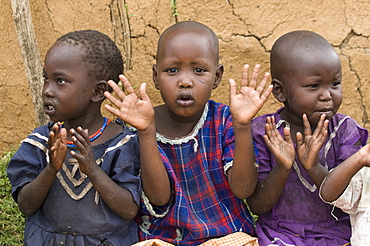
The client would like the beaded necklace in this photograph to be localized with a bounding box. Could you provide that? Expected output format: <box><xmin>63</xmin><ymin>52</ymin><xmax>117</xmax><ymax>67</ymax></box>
<box><xmin>65</xmin><ymin>117</ymin><xmax>111</xmax><ymax>148</ymax></box>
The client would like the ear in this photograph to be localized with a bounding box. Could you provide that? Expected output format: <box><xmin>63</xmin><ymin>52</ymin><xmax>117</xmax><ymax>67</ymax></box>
<box><xmin>212</xmin><ymin>64</ymin><xmax>224</xmax><ymax>89</ymax></box>
<box><xmin>92</xmin><ymin>80</ymin><xmax>109</xmax><ymax>102</ymax></box>
<box><xmin>272</xmin><ymin>79</ymin><xmax>287</xmax><ymax>103</ymax></box>
<box><xmin>153</xmin><ymin>64</ymin><xmax>159</xmax><ymax>90</ymax></box>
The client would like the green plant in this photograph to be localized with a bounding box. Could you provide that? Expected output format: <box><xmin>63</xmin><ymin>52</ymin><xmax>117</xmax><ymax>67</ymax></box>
<box><xmin>0</xmin><ymin>151</ymin><xmax>24</xmax><ymax>245</ymax></box>
<box><xmin>170</xmin><ymin>0</ymin><xmax>179</xmax><ymax>16</ymax></box>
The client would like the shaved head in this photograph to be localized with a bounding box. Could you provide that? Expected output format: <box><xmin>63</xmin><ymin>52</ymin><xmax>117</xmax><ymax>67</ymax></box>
<box><xmin>157</xmin><ymin>21</ymin><xmax>219</xmax><ymax>63</ymax></box>
<box><xmin>270</xmin><ymin>30</ymin><xmax>339</xmax><ymax>82</ymax></box>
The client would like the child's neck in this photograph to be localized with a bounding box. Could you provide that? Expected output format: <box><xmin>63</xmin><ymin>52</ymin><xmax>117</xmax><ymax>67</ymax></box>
<box><xmin>154</xmin><ymin>105</ymin><xmax>204</xmax><ymax>138</ymax></box>
<box><xmin>63</xmin><ymin>114</ymin><xmax>104</xmax><ymax>131</ymax></box>
<box><xmin>279</xmin><ymin>109</ymin><xmax>317</xmax><ymax>143</ymax></box>
<box><xmin>63</xmin><ymin>114</ymin><xmax>121</xmax><ymax>145</ymax></box>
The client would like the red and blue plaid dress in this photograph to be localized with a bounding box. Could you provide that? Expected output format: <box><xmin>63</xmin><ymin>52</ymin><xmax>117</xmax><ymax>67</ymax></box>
<box><xmin>137</xmin><ymin>100</ymin><xmax>255</xmax><ymax>245</ymax></box>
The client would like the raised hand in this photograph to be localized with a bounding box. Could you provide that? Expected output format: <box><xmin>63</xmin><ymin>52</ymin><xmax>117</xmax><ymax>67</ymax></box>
<box><xmin>68</xmin><ymin>127</ymin><xmax>96</xmax><ymax>175</ymax></box>
<box><xmin>296</xmin><ymin>114</ymin><xmax>329</xmax><ymax>171</ymax></box>
<box><xmin>104</xmin><ymin>74</ymin><xmax>154</xmax><ymax>131</ymax></box>
<box><xmin>229</xmin><ymin>64</ymin><xmax>272</xmax><ymax>125</ymax></box>
<box><xmin>263</xmin><ymin>116</ymin><xmax>295</xmax><ymax>170</ymax></box>
<box><xmin>48</xmin><ymin>122</ymin><xmax>67</xmax><ymax>171</ymax></box>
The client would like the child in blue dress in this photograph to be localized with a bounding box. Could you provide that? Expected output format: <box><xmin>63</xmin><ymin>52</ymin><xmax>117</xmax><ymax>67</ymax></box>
<box><xmin>7</xmin><ymin>30</ymin><xmax>141</xmax><ymax>245</ymax></box>
<box><xmin>104</xmin><ymin>21</ymin><xmax>272</xmax><ymax>245</ymax></box>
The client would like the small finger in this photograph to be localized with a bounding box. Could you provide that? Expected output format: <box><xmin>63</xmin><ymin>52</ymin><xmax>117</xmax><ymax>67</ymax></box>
<box><xmin>107</xmin><ymin>80</ymin><xmax>126</xmax><ymax>100</ymax></box>
<box><xmin>283</xmin><ymin>127</ymin><xmax>292</xmax><ymax>144</ymax></box>
<box><xmin>296</xmin><ymin>131</ymin><xmax>303</xmax><ymax>148</ymax></box>
<box><xmin>260</xmin><ymin>84</ymin><xmax>273</xmax><ymax>102</ymax></box>
<box><xmin>60</xmin><ymin>128</ymin><xmax>67</xmax><ymax>144</ymax></box>
<box><xmin>104</xmin><ymin>89</ymin><xmax>122</xmax><ymax>108</ymax></box>
<box><xmin>241</xmin><ymin>64</ymin><xmax>250</xmax><ymax>87</ymax></box>
<box><xmin>256</xmin><ymin>72</ymin><xmax>270</xmax><ymax>95</ymax></box>
<box><xmin>249</xmin><ymin>64</ymin><xmax>261</xmax><ymax>89</ymax></box>
<box><xmin>119</xmin><ymin>74</ymin><xmax>136</xmax><ymax>95</ymax></box>
<box><xmin>302</xmin><ymin>114</ymin><xmax>312</xmax><ymax>136</ymax></box>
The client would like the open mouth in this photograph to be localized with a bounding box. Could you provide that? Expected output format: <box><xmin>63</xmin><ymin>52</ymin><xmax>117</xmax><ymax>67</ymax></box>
<box><xmin>316</xmin><ymin>108</ymin><xmax>333</xmax><ymax>117</ymax></box>
<box><xmin>177</xmin><ymin>92</ymin><xmax>194</xmax><ymax>106</ymax></box>
<box><xmin>317</xmin><ymin>108</ymin><xmax>332</xmax><ymax>113</ymax></box>
<box><xmin>44</xmin><ymin>103</ymin><xmax>56</xmax><ymax>115</ymax></box>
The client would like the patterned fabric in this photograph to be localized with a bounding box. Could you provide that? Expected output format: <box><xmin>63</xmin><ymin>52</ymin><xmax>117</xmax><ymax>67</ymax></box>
<box><xmin>136</xmin><ymin>100</ymin><xmax>255</xmax><ymax>246</ymax></box>
<box><xmin>132</xmin><ymin>232</ymin><xmax>259</xmax><ymax>246</ymax></box>
<box><xmin>7</xmin><ymin>119</ymin><xmax>141</xmax><ymax>246</ymax></box>
<box><xmin>252</xmin><ymin>107</ymin><xmax>368</xmax><ymax>246</ymax></box>
<box><xmin>323</xmin><ymin>167</ymin><xmax>370</xmax><ymax>246</ymax></box>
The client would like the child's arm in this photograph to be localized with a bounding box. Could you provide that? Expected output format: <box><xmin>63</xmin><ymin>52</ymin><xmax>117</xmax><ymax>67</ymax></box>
<box><xmin>68</xmin><ymin>127</ymin><xmax>139</xmax><ymax>220</ymax></box>
<box><xmin>246</xmin><ymin>116</ymin><xmax>295</xmax><ymax>215</ymax></box>
<box><xmin>104</xmin><ymin>75</ymin><xmax>171</xmax><ymax>206</ymax></box>
<box><xmin>321</xmin><ymin>144</ymin><xmax>370</xmax><ymax>202</ymax></box>
<box><xmin>227</xmin><ymin>64</ymin><xmax>272</xmax><ymax>199</ymax></box>
<box><xmin>296</xmin><ymin>114</ymin><xmax>329</xmax><ymax>187</ymax></box>
<box><xmin>17</xmin><ymin>123</ymin><xmax>67</xmax><ymax>216</ymax></box>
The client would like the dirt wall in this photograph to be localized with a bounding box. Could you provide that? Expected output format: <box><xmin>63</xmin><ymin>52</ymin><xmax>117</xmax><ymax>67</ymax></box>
<box><xmin>1</xmin><ymin>0</ymin><xmax>370</xmax><ymax>153</ymax></box>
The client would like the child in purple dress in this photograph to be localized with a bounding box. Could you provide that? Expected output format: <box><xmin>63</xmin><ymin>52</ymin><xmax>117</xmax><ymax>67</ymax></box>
<box><xmin>104</xmin><ymin>21</ymin><xmax>272</xmax><ymax>245</ymax></box>
<box><xmin>247</xmin><ymin>30</ymin><xmax>368</xmax><ymax>245</ymax></box>
<box><xmin>7</xmin><ymin>30</ymin><xmax>141</xmax><ymax>245</ymax></box>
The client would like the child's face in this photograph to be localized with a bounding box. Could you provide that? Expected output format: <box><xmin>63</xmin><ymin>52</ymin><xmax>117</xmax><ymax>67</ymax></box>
<box><xmin>280</xmin><ymin>51</ymin><xmax>342</xmax><ymax>126</ymax></box>
<box><xmin>153</xmin><ymin>30</ymin><xmax>223</xmax><ymax>121</ymax></box>
<box><xmin>42</xmin><ymin>43</ymin><xmax>96</xmax><ymax>122</ymax></box>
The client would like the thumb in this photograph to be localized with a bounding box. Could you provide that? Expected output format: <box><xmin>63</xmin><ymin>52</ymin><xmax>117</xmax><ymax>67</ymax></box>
<box><xmin>229</xmin><ymin>79</ymin><xmax>237</xmax><ymax>97</ymax></box>
<box><xmin>139</xmin><ymin>83</ymin><xmax>151</xmax><ymax>102</ymax></box>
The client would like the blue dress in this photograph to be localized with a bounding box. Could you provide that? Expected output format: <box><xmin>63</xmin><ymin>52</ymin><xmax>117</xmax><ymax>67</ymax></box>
<box><xmin>7</xmin><ymin>119</ymin><xmax>141</xmax><ymax>246</ymax></box>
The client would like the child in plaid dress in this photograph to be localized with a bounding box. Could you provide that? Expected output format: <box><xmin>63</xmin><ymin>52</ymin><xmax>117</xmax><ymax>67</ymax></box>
<box><xmin>104</xmin><ymin>21</ymin><xmax>272</xmax><ymax>245</ymax></box>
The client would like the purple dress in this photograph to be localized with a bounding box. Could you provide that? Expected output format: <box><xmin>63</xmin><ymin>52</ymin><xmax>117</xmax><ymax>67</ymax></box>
<box><xmin>7</xmin><ymin>119</ymin><xmax>141</xmax><ymax>246</ymax></box>
<box><xmin>252</xmin><ymin>107</ymin><xmax>368</xmax><ymax>246</ymax></box>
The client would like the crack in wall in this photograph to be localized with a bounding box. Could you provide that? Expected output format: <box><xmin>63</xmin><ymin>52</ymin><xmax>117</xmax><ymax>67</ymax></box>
<box><xmin>337</xmin><ymin>30</ymin><xmax>369</xmax><ymax>126</ymax></box>
<box><xmin>44</xmin><ymin>0</ymin><xmax>60</xmax><ymax>35</ymax></box>
<box><xmin>224</xmin><ymin>0</ymin><xmax>284</xmax><ymax>53</ymax></box>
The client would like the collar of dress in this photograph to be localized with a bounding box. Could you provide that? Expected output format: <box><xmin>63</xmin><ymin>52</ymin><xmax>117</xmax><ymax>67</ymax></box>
<box><xmin>156</xmin><ymin>103</ymin><xmax>209</xmax><ymax>152</ymax></box>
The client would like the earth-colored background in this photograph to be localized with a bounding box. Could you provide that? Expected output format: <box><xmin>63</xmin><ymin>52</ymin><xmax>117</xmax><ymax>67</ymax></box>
<box><xmin>1</xmin><ymin>0</ymin><xmax>370</xmax><ymax>154</ymax></box>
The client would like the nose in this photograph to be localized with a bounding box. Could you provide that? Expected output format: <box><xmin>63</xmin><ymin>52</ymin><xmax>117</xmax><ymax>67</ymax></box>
<box><xmin>42</xmin><ymin>81</ymin><xmax>55</xmax><ymax>97</ymax></box>
<box><xmin>178</xmin><ymin>72</ymin><xmax>193</xmax><ymax>88</ymax></box>
<box><xmin>319</xmin><ymin>89</ymin><xmax>332</xmax><ymax>101</ymax></box>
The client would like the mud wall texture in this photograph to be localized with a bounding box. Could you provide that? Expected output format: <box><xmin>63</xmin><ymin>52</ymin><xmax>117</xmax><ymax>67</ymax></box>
<box><xmin>1</xmin><ymin>0</ymin><xmax>370</xmax><ymax>153</ymax></box>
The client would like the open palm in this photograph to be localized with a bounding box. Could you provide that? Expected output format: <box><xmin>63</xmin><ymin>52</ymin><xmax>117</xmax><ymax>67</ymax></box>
<box><xmin>229</xmin><ymin>64</ymin><xmax>272</xmax><ymax>124</ymax></box>
<box><xmin>296</xmin><ymin>114</ymin><xmax>328</xmax><ymax>171</ymax></box>
<box><xmin>104</xmin><ymin>75</ymin><xmax>154</xmax><ymax>131</ymax></box>
<box><xmin>264</xmin><ymin>116</ymin><xmax>295</xmax><ymax>169</ymax></box>
<box><xmin>48</xmin><ymin>123</ymin><xmax>67</xmax><ymax>171</ymax></box>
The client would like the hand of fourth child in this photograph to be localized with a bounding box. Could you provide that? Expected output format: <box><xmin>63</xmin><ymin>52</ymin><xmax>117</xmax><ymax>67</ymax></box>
<box><xmin>296</xmin><ymin>114</ymin><xmax>329</xmax><ymax>171</ymax></box>
<box><xmin>263</xmin><ymin>116</ymin><xmax>295</xmax><ymax>170</ymax></box>
<box><xmin>104</xmin><ymin>75</ymin><xmax>154</xmax><ymax>132</ymax></box>
<box><xmin>229</xmin><ymin>64</ymin><xmax>272</xmax><ymax>125</ymax></box>
<box><xmin>48</xmin><ymin>122</ymin><xmax>67</xmax><ymax>172</ymax></box>
<box><xmin>68</xmin><ymin>127</ymin><xmax>97</xmax><ymax>175</ymax></box>
<box><xmin>353</xmin><ymin>143</ymin><xmax>370</xmax><ymax>168</ymax></box>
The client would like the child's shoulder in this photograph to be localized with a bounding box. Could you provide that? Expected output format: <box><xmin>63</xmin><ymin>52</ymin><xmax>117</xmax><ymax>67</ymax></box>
<box><xmin>207</xmin><ymin>100</ymin><xmax>230</xmax><ymax>115</ymax></box>
<box><xmin>252</xmin><ymin>108</ymin><xmax>282</xmax><ymax>126</ymax></box>
<box><xmin>24</xmin><ymin>122</ymin><xmax>54</xmax><ymax>143</ymax></box>
<box><xmin>107</xmin><ymin>118</ymin><xmax>139</xmax><ymax>143</ymax></box>
<box><xmin>330</xmin><ymin>113</ymin><xmax>364</xmax><ymax>129</ymax></box>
